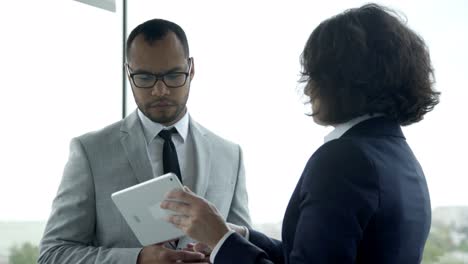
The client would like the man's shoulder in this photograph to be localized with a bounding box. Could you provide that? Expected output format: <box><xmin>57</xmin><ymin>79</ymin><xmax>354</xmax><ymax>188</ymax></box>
<box><xmin>75</xmin><ymin>119</ymin><xmax>124</xmax><ymax>145</ymax></box>
<box><xmin>190</xmin><ymin>119</ymin><xmax>239</xmax><ymax>148</ymax></box>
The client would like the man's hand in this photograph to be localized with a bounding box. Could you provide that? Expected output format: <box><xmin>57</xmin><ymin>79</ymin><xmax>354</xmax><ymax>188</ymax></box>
<box><xmin>137</xmin><ymin>244</ymin><xmax>208</xmax><ymax>264</ymax></box>
<box><xmin>183</xmin><ymin>243</ymin><xmax>211</xmax><ymax>263</ymax></box>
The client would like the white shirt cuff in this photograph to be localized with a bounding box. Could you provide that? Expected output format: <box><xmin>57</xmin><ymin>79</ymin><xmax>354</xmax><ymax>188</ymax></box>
<box><xmin>209</xmin><ymin>230</ymin><xmax>235</xmax><ymax>263</ymax></box>
<box><xmin>243</xmin><ymin>226</ymin><xmax>250</xmax><ymax>240</ymax></box>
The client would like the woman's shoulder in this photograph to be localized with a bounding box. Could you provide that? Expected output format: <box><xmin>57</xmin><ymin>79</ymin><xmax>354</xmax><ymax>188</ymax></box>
<box><xmin>310</xmin><ymin>138</ymin><xmax>373</xmax><ymax>168</ymax></box>
<box><xmin>301</xmin><ymin>138</ymin><xmax>378</xmax><ymax>193</ymax></box>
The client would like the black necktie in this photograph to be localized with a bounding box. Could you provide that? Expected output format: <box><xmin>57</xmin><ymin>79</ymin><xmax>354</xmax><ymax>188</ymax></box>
<box><xmin>158</xmin><ymin>128</ymin><xmax>182</xmax><ymax>183</ymax></box>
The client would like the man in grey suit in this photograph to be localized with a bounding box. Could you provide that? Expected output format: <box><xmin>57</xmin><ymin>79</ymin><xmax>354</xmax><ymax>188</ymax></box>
<box><xmin>38</xmin><ymin>18</ymin><xmax>251</xmax><ymax>264</ymax></box>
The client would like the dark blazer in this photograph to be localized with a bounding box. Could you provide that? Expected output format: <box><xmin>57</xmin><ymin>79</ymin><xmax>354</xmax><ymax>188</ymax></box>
<box><xmin>215</xmin><ymin>117</ymin><xmax>431</xmax><ymax>264</ymax></box>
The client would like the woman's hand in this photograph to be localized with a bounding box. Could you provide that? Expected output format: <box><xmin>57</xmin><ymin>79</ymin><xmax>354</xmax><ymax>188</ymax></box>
<box><xmin>161</xmin><ymin>187</ymin><xmax>230</xmax><ymax>249</ymax></box>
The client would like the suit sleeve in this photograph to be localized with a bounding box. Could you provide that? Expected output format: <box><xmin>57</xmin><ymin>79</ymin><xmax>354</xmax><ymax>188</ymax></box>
<box><xmin>214</xmin><ymin>140</ymin><xmax>379</xmax><ymax>264</ymax></box>
<box><xmin>38</xmin><ymin>138</ymin><xmax>141</xmax><ymax>264</ymax></box>
<box><xmin>287</xmin><ymin>139</ymin><xmax>379</xmax><ymax>263</ymax></box>
<box><xmin>226</xmin><ymin>145</ymin><xmax>252</xmax><ymax>228</ymax></box>
<box><xmin>214</xmin><ymin>230</ymin><xmax>284</xmax><ymax>264</ymax></box>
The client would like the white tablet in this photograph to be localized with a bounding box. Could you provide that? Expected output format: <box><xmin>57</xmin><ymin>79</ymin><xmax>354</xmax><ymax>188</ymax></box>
<box><xmin>111</xmin><ymin>173</ymin><xmax>185</xmax><ymax>246</ymax></box>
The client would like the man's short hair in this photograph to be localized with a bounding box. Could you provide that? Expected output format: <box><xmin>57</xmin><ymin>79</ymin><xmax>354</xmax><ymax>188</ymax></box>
<box><xmin>126</xmin><ymin>18</ymin><xmax>190</xmax><ymax>60</ymax></box>
<box><xmin>300</xmin><ymin>3</ymin><xmax>440</xmax><ymax>125</ymax></box>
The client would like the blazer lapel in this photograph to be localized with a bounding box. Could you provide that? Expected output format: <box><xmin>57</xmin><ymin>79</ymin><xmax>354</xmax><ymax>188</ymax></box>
<box><xmin>177</xmin><ymin>118</ymin><xmax>212</xmax><ymax>249</ymax></box>
<box><xmin>190</xmin><ymin>118</ymin><xmax>212</xmax><ymax>198</ymax></box>
<box><xmin>120</xmin><ymin>111</ymin><xmax>153</xmax><ymax>183</ymax></box>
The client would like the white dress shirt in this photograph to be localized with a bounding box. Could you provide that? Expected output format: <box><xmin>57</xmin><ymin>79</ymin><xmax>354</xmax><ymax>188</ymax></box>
<box><xmin>210</xmin><ymin>227</ymin><xmax>249</xmax><ymax>263</ymax></box>
<box><xmin>137</xmin><ymin>109</ymin><xmax>196</xmax><ymax>190</ymax></box>
<box><xmin>324</xmin><ymin>114</ymin><xmax>380</xmax><ymax>143</ymax></box>
<box><xmin>210</xmin><ymin>114</ymin><xmax>381</xmax><ymax>263</ymax></box>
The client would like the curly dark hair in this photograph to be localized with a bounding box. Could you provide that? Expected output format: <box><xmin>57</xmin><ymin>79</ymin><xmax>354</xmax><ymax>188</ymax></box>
<box><xmin>300</xmin><ymin>3</ymin><xmax>440</xmax><ymax>126</ymax></box>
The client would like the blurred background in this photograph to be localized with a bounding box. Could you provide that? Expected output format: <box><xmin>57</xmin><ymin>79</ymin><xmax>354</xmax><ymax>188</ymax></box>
<box><xmin>0</xmin><ymin>0</ymin><xmax>467</xmax><ymax>263</ymax></box>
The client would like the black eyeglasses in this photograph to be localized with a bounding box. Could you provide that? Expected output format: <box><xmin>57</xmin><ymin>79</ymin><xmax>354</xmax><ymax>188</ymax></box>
<box><xmin>126</xmin><ymin>58</ymin><xmax>192</xmax><ymax>89</ymax></box>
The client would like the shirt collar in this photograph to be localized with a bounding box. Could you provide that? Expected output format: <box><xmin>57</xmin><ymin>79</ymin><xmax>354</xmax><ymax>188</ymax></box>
<box><xmin>138</xmin><ymin>109</ymin><xmax>189</xmax><ymax>144</ymax></box>
<box><xmin>324</xmin><ymin>114</ymin><xmax>382</xmax><ymax>143</ymax></box>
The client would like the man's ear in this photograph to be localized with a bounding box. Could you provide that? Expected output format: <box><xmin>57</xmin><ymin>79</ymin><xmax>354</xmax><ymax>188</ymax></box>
<box><xmin>124</xmin><ymin>63</ymin><xmax>131</xmax><ymax>79</ymax></box>
<box><xmin>189</xmin><ymin>57</ymin><xmax>195</xmax><ymax>80</ymax></box>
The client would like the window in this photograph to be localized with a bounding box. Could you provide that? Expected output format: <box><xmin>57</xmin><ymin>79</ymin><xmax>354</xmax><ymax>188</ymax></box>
<box><xmin>0</xmin><ymin>0</ymin><xmax>122</xmax><ymax>260</ymax></box>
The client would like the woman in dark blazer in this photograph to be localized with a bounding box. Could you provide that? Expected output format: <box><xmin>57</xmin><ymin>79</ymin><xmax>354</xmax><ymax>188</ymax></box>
<box><xmin>160</xmin><ymin>3</ymin><xmax>440</xmax><ymax>264</ymax></box>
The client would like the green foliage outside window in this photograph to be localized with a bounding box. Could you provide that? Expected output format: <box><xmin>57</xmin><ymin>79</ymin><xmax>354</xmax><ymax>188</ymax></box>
<box><xmin>8</xmin><ymin>242</ymin><xmax>38</xmax><ymax>264</ymax></box>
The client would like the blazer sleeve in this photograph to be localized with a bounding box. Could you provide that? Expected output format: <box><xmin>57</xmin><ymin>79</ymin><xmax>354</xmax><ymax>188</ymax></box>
<box><xmin>214</xmin><ymin>139</ymin><xmax>379</xmax><ymax>264</ymax></box>
<box><xmin>214</xmin><ymin>231</ymin><xmax>284</xmax><ymax>264</ymax></box>
<box><xmin>287</xmin><ymin>139</ymin><xmax>379</xmax><ymax>263</ymax></box>
<box><xmin>226</xmin><ymin>145</ymin><xmax>252</xmax><ymax>228</ymax></box>
<box><xmin>38</xmin><ymin>138</ymin><xmax>141</xmax><ymax>264</ymax></box>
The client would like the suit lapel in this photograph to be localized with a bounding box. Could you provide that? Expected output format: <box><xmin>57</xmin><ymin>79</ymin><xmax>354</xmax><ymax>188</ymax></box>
<box><xmin>190</xmin><ymin>118</ymin><xmax>212</xmax><ymax>198</ymax></box>
<box><xmin>120</xmin><ymin>111</ymin><xmax>153</xmax><ymax>183</ymax></box>
<box><xmin>177</xmin><ymin>118</ymin><xmax>212</xmax><ymax>249</ymax></box>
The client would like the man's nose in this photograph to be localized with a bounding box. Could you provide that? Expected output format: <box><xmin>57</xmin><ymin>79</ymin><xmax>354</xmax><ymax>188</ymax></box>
<box><xmin>151</xmin><ymin>79</ymin><xmax>170</xmax><ymax>96</ymax></box>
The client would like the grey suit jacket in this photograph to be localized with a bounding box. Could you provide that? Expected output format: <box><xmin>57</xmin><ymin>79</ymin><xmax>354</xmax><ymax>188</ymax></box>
<box><xmin>38</xmin><ymin>111</ymin><xmax>251</xmax><ymax>264</ymax></box>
